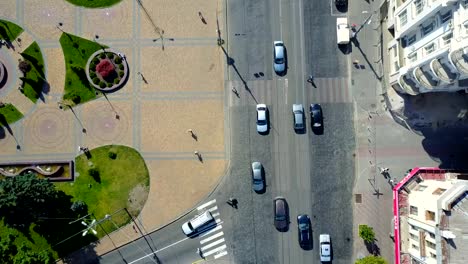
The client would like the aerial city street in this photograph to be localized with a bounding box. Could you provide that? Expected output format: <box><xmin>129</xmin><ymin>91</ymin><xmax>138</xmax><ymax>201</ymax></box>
<box><xmin>0</xmin><ymin>0</ymin><xmax>467</xmax><ymax>264</ymax></box>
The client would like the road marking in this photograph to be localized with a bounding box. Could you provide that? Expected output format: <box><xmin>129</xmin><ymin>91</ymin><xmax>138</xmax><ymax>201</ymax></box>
<box><xmin>201</xmin><ymin>238</ymin><xmax>225</xmax><ymax>251</ymax></box>
<box><xmin>215</xmin><ymin>218</ymin><xmax>221</xmax><ymax>224</ymax></box>
<box><xmin>197</xmin><ymin>199</ymin><xmax>216</xmax><ymax>211</ymax></box>
<box><xmin>200</xmin><ymin>231</ymin><xmax>224</xmax><ymax>244</ymax></box>
<box><xmin>200</xmin><ymin>225</ymin><xmax>223</xmax><ymax>237</ymax></box>
<box><xmin>202</xmin><ymin>244</ymin><xmax>227</xmax><ymax>257</ymax></box>
<box><xmin>212</xmin><ymin>212</ymin><xmax>220</xmax><ymax>217</ymax></box>
<box><xmin>128</xmin><ymin>237</ymin><xmax>189</xmax><ymax>264</ymax></box>
<box><xmin>214</xmin><ymin>250</ymin><xmax>228</xmax><ymax>259</ymax></box>
<box><xmin>284</xmin><ymin>78</ymin><xmax>288</xmax><ymax>104</ymax></box>
<box><xmin>192</xmin><ymin>260</ymin><xmax>206</xmax><ymax>264</ymax></box>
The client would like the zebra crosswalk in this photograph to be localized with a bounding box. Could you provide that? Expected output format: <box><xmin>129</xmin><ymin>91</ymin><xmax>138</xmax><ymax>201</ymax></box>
<box><xmin>196</xmin><ymin>199</ymin><xmax>228</xmax><ymax>260</ymax></box>
<box><xmin>228</xmin><ymin>77</ymin><xmax>352</xmax><ymax>107</ymax></box>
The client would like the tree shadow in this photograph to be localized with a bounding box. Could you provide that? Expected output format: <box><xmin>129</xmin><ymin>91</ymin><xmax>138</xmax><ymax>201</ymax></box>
<box><xmin>0</xmin><ymin>113</ymin><xmax>14</xmax><ymax>136</ymax></box>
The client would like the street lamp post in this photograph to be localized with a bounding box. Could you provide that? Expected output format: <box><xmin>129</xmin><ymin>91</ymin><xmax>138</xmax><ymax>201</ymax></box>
<box><xmin>123</xmin><ymin>208</ymin><xmax>159</xmax><ymax>261</ymax></box>
<box><xmin>57</xmin><ymin>102</ymin><xmax>87</xmax><ymax>133</ymax></box>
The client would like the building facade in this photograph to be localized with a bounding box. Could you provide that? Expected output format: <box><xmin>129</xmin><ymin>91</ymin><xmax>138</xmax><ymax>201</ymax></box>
<box><xmin>393</xmin><ymin>168</ymin><xmax>468</xmax><ymax>264</ymax></box>
<box><xmin>385</xmin><ymin>0</ymin><xmax>468</xmax><ymax>95</ymax></box>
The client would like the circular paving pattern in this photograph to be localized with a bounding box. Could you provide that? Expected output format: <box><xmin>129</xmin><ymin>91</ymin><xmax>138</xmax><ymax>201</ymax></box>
<box><xmin>28</xmin><ymin>107</ymin><xmax>71</xmax><ymax>149</ymax></box>
<box><xmin>87</xmin><ymin>104</ymin><xmax>128</xmax><ymax>143</ymax></box>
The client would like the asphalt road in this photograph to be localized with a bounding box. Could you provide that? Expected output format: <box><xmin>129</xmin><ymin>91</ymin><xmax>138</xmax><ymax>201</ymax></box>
<box><xmin>100</xmin><ymin>0</ymin><xmax>356</xmax><ymax>263</ymax></box>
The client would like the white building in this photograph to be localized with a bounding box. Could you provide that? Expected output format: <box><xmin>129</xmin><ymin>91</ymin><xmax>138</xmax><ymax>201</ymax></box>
<box><xmin>396</xmin><ymin>169</ymin><xmax>468</xmax><ymax>263</ymax></box>
<box><xmin>385</xmin><ymin>0</ymin><xmax>468</xmax><ymax>95</ymax></box>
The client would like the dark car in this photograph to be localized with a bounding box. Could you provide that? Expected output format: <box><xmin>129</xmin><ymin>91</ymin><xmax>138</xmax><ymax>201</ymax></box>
<box><xmin>310</xmin><ymin>104</ymin><xmax>323</xmax><ymax>134</ymax></box>
<box><xmin>297</xmin><ymin>214</ymin><xmax>312</xmax><ymax>248</ymax></box>
<box><xmin>335</xmin><ymin>0</ymin><xmax>347</xmax><ymax>6</ymax></box>
<box><xmin>274</xmin><ymin>197</ymin><xmax>289</xmax><ymax>231</ymax></box>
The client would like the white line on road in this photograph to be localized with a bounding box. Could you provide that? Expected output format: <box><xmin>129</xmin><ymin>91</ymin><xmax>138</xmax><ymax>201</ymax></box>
<box><xmin>284</xmin><ymin>79</ymin><xmax>288</xmax><ymax>104</ymax></box>
<box><xmin>200</xmin><ymin>225</ymin><xmax>223</xmax><ymax>237</ymax></box>
<box><xmin>200</xmin><ymin>231</ymin><xmax>224</xmax><ymax>244</ymax></box>
<box><xmin>215</xmin><ymin>218</ymin><xmax>221</xmax><ymax>224</ymax></box>
<box><xmin>128</xmin><ymin>237</ymin><xmax>189</xmax><ymax>264</ymax></box>
<box><xmin>197</xmin><ymin>199</ymin><xmax>216</xmax><ymax>211</ymax></box>
<box><xmin>202</xmin><ymin>244</ymin><xmax>227</xmax><ymax>257</ymax></box>
<box><xmin>214</xmin><ymin>250</ymin><xmax>228</xmax><ymax>259</ymax></box>
<box><xmin>207</xmin><ymin>206</ymin><xmax>218</xmax><ymax>212</ymax></box>
<box><xmin>211</xmin><ymin>212</ymin><xmax>220</xmax><ymax>218</ymax></box>
<box><xmin>201</xmin><ymin>238</ymin><xmax>225</xmax><ymax>251</ymax></box>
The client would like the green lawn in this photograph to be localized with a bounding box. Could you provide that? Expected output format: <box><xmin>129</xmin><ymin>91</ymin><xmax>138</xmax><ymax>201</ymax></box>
<box><xmin>55</xmin><ymin>145</ymin><xmax>150</xmax><ymax>235</ymax></box>
<box><xmin>65</xmin><ymin>0</ymin><xmax>123</xmax><ymax>8</ymax></box>
<box><xmin>0</xmin><ymin>103</ymin><xmax>23</xmax><ymax>126</ymax></box>
<box><xmin>60</xmin><ymin>33</ymin><xmax>108</xmax><ymax>106</ymax></box>
<box><xmin>0</xmin><ymin>19</ymin><xmax>23</xmax><ymax>41</ymax></box>
<box><xmin>20</xmin><ymin>42</ymin><xmax>46</xmax><ymax>103</ymax></box>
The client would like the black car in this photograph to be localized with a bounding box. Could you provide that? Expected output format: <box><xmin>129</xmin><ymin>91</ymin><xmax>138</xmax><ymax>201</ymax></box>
<box><xmin>297</xmin><ymin>214</ymin><xmax>312</xmax><ymax>248</ymax></box>
<box><xmin>335</xmin><ymin>0</ymin><xmax>347</xmax><ymax>6</ymax></box>
<box><xmin>310</xmin><ymin>104</ymin><xmax>323</xmax><ymax>134</ymax></box>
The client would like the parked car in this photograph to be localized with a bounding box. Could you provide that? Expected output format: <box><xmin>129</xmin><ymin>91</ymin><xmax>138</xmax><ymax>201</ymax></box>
<box><xmin>182</xmin><ymin>211</ymin><xmax>214</xmax><ymax>236</ymax></box>
<box><xmin>292</xmin><ymin>104</ymin><xmax>305</xmax><ymax>131</ymax></box>
<box><xmin>273</xmin><ymin>41</ymin><xmax>286</xmax><ymax>75</ymax></box>
<box><xmin>274</xmin><ymin>197</ymin><xmax>289</xmax><ymax>231</ymax></box>
<box><xmin>319</xmin><ymin>234</ymin><xmax>332</xmax><ymax>262</ymax></box>
<box><xmin>256</xmin><ymin>104</ymin><xmax>268</xmax><ymax>133</ymax></box>
<box><xmin>297</xmin><ymin>214</ymin><xmax>311</xmax><ymax>248</ymax></box>
<box><xmin>335</xmin><ymin>0</ymin><xmax>347</xmax><ymax>6</ymax></box>
<box><xmin>310</xmin><ymin>104</ymin><xmax>323</xmax><ymax>133</ymax></box>
<box><xmin>251</xmin><ymin>161</ymin><xmax>265</xmax><ymax>193</ymax></box>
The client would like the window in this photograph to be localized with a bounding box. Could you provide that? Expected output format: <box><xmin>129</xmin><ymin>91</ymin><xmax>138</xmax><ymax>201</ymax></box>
<box><xmin>433</xmin><ymin>187</ymin><xmax>447</xmax><ymax>195</ymax></box>
<box><xmin>463</xmin><ymin>0</ymin><xmax>468</xmax><ymax>8</ymax></box>
<box><xmin>400</xmin><ymin>10</ymin><xmax>408</xmax><ymax>27</ymax></box>
<box><xmin>425</xmin><ymin>43</ymin><xmax>435</xmax><ymax>54</ymax></box>
<box><xmin>407</xmin><ymin>34</ymin><xmax>417</xmax><ymax>46</ymax></box>
<box><xmin>441</xmin><ymin>11</ymin><xmax>452</xmax><ymax>24</ymax></box>
<box><xmin>410</xmin><ymin>233</ymin><xmax>418</xmax><ymax>241</ymax></box>
<box><xmin>412</xmin><ymin>244</ymin><xmax>419</xmax><ymax>250</ymax></box>
<box><xmin>414</xmin><ymin>0</ymin><xmax>424</xmax><ymax>15</ymax></box>
<box><xmin>410</xmin><ymin>205</ymin><xmax>419</xmax><ymax>215</ymax></box>
<box><xmin>427</xmin><ymin>241</ymin><xmax>436</xmax><ymax>249</ymax></box>
<box><xmin>426</xmin><ymin>210</ymin><xmax>435</xmax><ymax>221</ymax></box>
<box><xmin>411</xmin><ymin>225</ymin><xmax>419</xmax><ymax>231</ymax></box>
<box><xmin>421</xmin><ymin>21</ymin><xmax>435</xmax><ymax>36</ymax></box>
<box><xmin>429</xmin><ymin>232</ymin><xmax>435</xmax><ymax>239</ymax></box>
<box><xmin>417</xmin><ymin>185</ymin><xmax>427</xmax><ymax>191</ymax></box>
<box><xmin>430</xmin><ymin>252</ymin><xmax>437</xmax><ymax>258</ymax></box>
<box><xmin>408</xmin><ymin>52</ymin><xmax>418</xmax><ymax>62</ymax></box>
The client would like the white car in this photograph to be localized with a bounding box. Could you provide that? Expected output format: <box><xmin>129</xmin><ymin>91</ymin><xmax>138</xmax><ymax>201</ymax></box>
<box><xmin>273</xmin><ymin>41</ymin><xmax>286</xmax><ymax>75</ymax></box>
<box><xmin>256</xmin><ymin>104</ymin><xmax>268</xmax><ymax>133</ymax></box>
<box><xmin>319</xmin><ymin>234</ymin><xmax>331</xmax><ymax>262</ymax></box>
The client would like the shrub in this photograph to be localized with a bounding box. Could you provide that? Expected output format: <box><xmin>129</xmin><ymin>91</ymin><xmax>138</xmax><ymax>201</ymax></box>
<box><xmin>100</xmin><ymin>53</ymin><xmax>106</xmax><ymax>59</ymax></box>
<box><xmin>107</xmin><ymin>53</ymin><xmax>114</xmax><ymax>59</ymax></box>
<box><xmin>119</xmin><ymin>64</ymin><xmax>124</xmax><ymax>70</ymax></box>
<box><xmin>359</xmin><ymin>225</ymin><xmax>375</xmax><ymax>244</ymax></box>
<box><xmin>108</xmin><ymin>151</ymin><xmax>117</xmax><ymax>159</ymax></box>
<box><xmin>114</xmin><ymin>78</ymin><xmax>120</xmax><ymax>84</ymax></box>
<box><xmin>119</xmin><ymin>71</ymin><xmax>124</xmax><ymax>77</ymax></box>
<box><xmin>92</xmin><ymin>77</ymin><xmax>100</xmax><ymax>84</ymax></box>
<box><xmin>92</xmin><ymin>57</ymin><xmax>100</xmax><ymax>64</ymax></box>
<box><xmin>70</xmin><ymin>200</ymin><xmax>87</xmax><ymax>213</ymax></box>
<box><xmin>90</xmin><ymin>72</ymin><xmax>96</xmax><ymax>79</ymax></box>
<box><xmin>114</xmin><ymin>57</ymin><xmax>122</xmax><ymax>64</ymax></box>
<box><xmin>107</xmin><ymin>82</ymin><xmax>112</xmax><ymax>88</ymax></box>
<box><xmin>99</xmin><ymin>82</ymin><xmax>106</xmax><ymax>88</ymax></box>
<box><xmin>73</xmin><ymin>42</ymin><xmax>79</xmax><ymax>48</ymax></box>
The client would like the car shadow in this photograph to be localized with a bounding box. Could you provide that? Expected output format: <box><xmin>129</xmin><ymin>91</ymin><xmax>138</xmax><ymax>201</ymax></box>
<box><xmin>188</xmin><ymin>220</ymin><xmax>219</xmax><ymax>238</ymax></box>
<box><xmin>338</xmin><ymin>43</ymin><xmax>352</xmax><ymax>54</ymax></box>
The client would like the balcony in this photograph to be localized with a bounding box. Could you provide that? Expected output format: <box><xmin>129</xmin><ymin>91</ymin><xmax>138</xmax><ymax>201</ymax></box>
<box><xmin>431</xmin><ymin>59</ymin><xmax>457</xmax><ymax>84</ymax></box>
<box><xmin>399</xmin><ymin>73</ymin><xmax>420</xmax><ymax>95</ymax></box>
<box><xmin>450</xmin><ymin>47</ymin><xmax>468</xmax><ymax>75</ymax></box>
<box><xmin>414</xmin><ymin>67</ymin><xmax>439</xmax><ymax>89</ymax></box>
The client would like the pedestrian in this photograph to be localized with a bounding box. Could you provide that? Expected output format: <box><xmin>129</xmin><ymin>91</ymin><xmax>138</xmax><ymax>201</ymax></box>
<box><xmin>307</xmin><ymin>75</ymin><xmax>314</xmax><ymax>83</ymax></box>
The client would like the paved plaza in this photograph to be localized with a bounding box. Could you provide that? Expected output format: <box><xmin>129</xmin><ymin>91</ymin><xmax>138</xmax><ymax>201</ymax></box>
<box><xmin>0</xmin><ymin>0</ymin><xmax>227</xmax><ymax>255</ymax></box>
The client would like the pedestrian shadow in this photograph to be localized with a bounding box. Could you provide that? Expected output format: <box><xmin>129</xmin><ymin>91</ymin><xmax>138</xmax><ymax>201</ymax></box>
<box><xmin>351</xmin><ymin>37</ymin><xmax>382</xmax><ymax>81</ymax></box>
<box><xmin>219</xmin><ymin>45</ymin><xmax>258</xmax><ymax>104</ymax></box>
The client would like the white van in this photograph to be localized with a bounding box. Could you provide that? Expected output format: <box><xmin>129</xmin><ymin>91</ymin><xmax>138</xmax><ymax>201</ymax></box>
<box><xmin>182</xmin><ymin>211</ymin><xmax>214</xmax><ymax>235</ymax></box>
<box><xmin>336</xmin><ymin>17</ymin><xmax>350</xmax><ymax>45</ymax></box>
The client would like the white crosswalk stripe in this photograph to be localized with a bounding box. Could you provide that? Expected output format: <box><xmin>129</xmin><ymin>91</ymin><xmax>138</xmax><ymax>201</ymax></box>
<box><xmin>196</xmin><ymin>199</ymin><xmax>229</xmax><ymax>260</ymax></box>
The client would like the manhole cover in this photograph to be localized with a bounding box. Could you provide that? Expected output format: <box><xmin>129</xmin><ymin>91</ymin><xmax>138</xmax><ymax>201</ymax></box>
<box><xmin>355</xmin><ymin>194</ymin><xmax>362</xmax><ymax>203</ymax></box>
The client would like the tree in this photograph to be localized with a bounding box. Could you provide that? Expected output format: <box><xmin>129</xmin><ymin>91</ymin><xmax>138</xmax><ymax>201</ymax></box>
<box><xmin>355</xmin><ymin>255</ymin><xmax>388</xmax><ymax>264</ymax></box>
<box><xmin>12</xmin><ymin>243</ymin><xmax>52</xmax><ymax>264</ymax></box>
<box><xmin>0</xmin><ymin>173</ymin><xmax>59</xmax><ymax>228</ymax></box>
<box><xmin>359</xmin><ymin>224</ymin><xmax>376</xmax><ymax>243</ymax></box>
<box><xmin>18</xmin><ymin>60</ymin><xmax>31</xmax><ymax>74</ymax></box>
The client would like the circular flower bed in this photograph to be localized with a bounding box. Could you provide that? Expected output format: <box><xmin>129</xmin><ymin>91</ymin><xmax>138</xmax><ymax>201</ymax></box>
<box><xmin>85</xmin><ymin>49</ymin><xmax>128</xmax><ymax>93</ymax></box>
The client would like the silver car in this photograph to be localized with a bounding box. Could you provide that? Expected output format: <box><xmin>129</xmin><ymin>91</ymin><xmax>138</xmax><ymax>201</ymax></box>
<box><xmin>292</xmin><ymin>104</ymin><xmax>304</xmax><ymax>131</ymax></box>
<box><xmin>319</xmin><ymin>234</ymin><xmax>331</xmax><ymax>262</ymax></box>
<box><xmin>273</xmin><ymin>41</ymin><xmax>286</xmax><ymax>75</ymax></box>
<box><xmin>251</xmin><ymin>162</ymin><xmax>264</xmax><ymax>192</ymax></box>
<box><xmin>256</xmin><ymin>104</ymin><xmax>268</xmax><ymax>133</ymax></box>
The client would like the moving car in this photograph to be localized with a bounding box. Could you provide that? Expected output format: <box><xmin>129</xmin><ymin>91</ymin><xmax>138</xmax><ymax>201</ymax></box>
<box><xmin>273</xmin><ymin>41</ymin><xmax>286</xmax><ymax>75</ymax></box>
<box><xmin>251</xmin><ymin>161</ymin><xmax>265</xmax><ymax>193</ymax></box>
<box><xmin>336</xmin><ymin>17</ymin><xmax>350</xmax><ymax>45</ymax></box>
<box><xmin>274</xmin><ymin>197</ymin><xmax>289</xmax><ymax>231</ymax></box>
<box><xmin>310</xmin><ymin>103</ymin><xmax>323</xmax><ymax>133</ymax></box>
<box><xmin>292</xmin><ymin>104</ymin><xmax>305</xmax><ymax>131</ymax></box>
<box><xmin>319</xmin><ymin>234</ymin><xmax>332</xmax><ymax>262</ymax></box>
<box><xmin>182</xmin><ymin>211</ymin><xmax>214</xmax><ymax>236</ymax></box>
<box><xmin>256</xmin><ymin>104</ymin><xmax>268</xmax><ymax>133</ymax></box>
<box><xmin>297</xmin><ymin>214</ymin><xmax>312</xmax><ymax>248</ymax></box>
